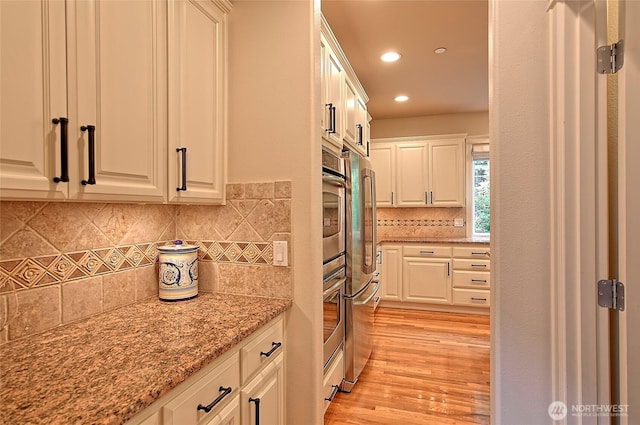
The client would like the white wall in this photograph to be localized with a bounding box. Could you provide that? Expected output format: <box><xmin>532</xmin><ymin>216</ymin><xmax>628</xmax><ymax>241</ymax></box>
<box><xmin>490</xmin><ymin>0</ymin><xmax>553</xmax><ymax>423</ymax></box>
<box><xmin>371</xmin><ymin>111</ymin><xmax>488</xmax><ymax>139</ymax></box>
<box><xmin>228</xmin><ymin>2</ymin><xmax>324</xmax><ymax>424</ymax></box>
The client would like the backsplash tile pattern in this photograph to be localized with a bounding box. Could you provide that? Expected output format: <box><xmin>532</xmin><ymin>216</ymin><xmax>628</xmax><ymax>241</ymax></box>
<box><xmin>0</xmin><ymin>181</ymin><xmax>292</xmax><ymax>343</ymax></box>
<box><xmin>376</xmin><ymin>207</ymin><xmax>467</xmax><ymax>240</ymax></box>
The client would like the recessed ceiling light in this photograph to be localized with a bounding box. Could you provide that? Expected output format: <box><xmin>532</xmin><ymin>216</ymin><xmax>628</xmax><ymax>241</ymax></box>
<box><xmin>381</xmin><ymin>51</ymin><xmax>401</xmax><ymax>62</ymax></box>
<box><xmin>434</xmin><ymin>47</ymin><xmax>447</xmax><ymax>54</ymax></box>
<box><xmin>394</xmin><ymin>95</ymin><xmax>409</xmax><ymax>102</ymax></box>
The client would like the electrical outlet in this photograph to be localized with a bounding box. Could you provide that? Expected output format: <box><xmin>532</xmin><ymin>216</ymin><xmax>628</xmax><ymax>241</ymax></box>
<box><xmin>454</xmin><ymin>218</ymin><xmax>465</xmax><ymax>227</ymax></box>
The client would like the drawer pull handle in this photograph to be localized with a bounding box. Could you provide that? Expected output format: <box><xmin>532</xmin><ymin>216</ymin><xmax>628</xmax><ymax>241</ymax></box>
<box><xmin>260</xmin><ymin>341</ymin><xmax>282</xmax><ymax>357</ymax></box>
<box><xmin>471</xmin><ymin>279</ymin><xmax>488</xmax><ymax>284</ymax></box>
<box><xmin>471</xmin><ymin>297</ymin><xmax>487</xmax><ymax>302</ymax></box>
<box><xmin>197</xmin><ymin>386</ymin><xmax>232</xmax><ymax>413</ymax></box>
<box><xmin>80</xmin><ymin>125</ymin><xmax>96</xmax><ymax>185</ymax></box>
<box><xmin>52</xmin><ymin>117</ymin><xmax>69</xmax><ymax>183</ymax></box>
<box><xmin>419</xmin><ymin>250</ymin><xmax>434</xmax><ymax>255</ymax></box>
<box><xmin>471</xmin><ymin>264</ymin><xmax>487</xmax><ymax>268</ymax></box>
<box><xmin>249</xmin><ymin>397</ymin><xmax>261</xmax><ymax>425</ymax></box>
<box><xmin>325</xmin><ymin>384</ymin><xmax>340</xmax><ymax>401</ymax></box>
<box><xmin>472</xmin><ymin>251</ymin><xmax>490</xmax><ymax>256</ymax></box>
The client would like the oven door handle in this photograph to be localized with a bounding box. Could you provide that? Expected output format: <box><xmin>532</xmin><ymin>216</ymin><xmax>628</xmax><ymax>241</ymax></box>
<box><xmin>322</xmin><ymin>174</ymin><xmax>346</xmax><ymax>187</ymax></box>
<box><xmin>323</xmin><ymin>277</ymin><xmax>346</xmax><ymax>298</ymax></box>
<box><xmin>323</xmin><ymin>266</ymin><xmax>346</xmax><ymax>284</ymax></box>
<box><xmin>352</xmin><ymin>280</ymin><xmax>381</xmax><ymax>306</ymax></box>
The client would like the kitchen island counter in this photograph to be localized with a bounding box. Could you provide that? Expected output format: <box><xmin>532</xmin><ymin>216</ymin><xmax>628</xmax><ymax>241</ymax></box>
<box><xmin>0</xmin><ymin>292</ymin><xmax>292</xmax><ymax>425</ymax></box>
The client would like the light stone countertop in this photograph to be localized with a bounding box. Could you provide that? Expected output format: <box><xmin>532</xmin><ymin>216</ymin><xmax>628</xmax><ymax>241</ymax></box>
<box><xmin>378</xmin><ymin>237</ymin><xmax>490</xmax><ymax>245</ymax></box>
<box><xmin>0</xmin><ymin>292</ymin><xmax>292</xmax><ymax>425</ymax></box>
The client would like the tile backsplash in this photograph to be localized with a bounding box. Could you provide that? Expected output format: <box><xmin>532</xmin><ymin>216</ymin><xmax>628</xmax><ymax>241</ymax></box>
<box><xmin>377</xmin><ymin>207</ymin><xmax>467</xmax><ymax>240</ymax></box>
<box><xmin>0</xmin><ymin>182</ymin><xmax>292</xmax><ymax>343</ymax></box>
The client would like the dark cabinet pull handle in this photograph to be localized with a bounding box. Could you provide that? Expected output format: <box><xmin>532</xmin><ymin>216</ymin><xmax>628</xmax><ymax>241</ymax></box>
<box><xmin>325</xmin><ymin>103</ymin><xmax>336</xmax><ymax>134</ymax></box>
<box><xmin>471</xmin><ymin>279</ymin><xmax>488</xmax><ymax>284</ymax></box>
<box><xmin>249</xmin><ymin>397</ymin><xmax>261</xmax><ymax>425</ymax></box>
<box><xmin>471</xmin><ymin>297</ymin><xmax>487</xmax><ymax>302</ymax></box>
<box><xmin>356</xmin><ymin>124</ymin><xmax>363</xmax><ymax>145</ymax></box>
<box><xmin>81</xmin><ymin>125</ymin><xmax>96</xmax><ymax>185</ymax></box>
<box><xmin>176</xmin><ymin>147</ymin><xmax>187</xmax><ymax>191</ymax></box>
<box><xmin>197</xmin><ymin>386</ymin><xmax>232</xmax><ymax>413</ymax></box>
<box><xmin>325</xmin><ymin>385</ymin><xmax>340</xmax><ymax>401</ymax></box>
<box><xmin>260</xmin><ymin>341</ymin><xmax>282</xmax><ymax>358</ymax></box>
<box><xmin>471</xmin><ymin>264</ymin><xmax>488</xmax><ymax>268</ymax></box>
<box><xmin>447</xmin><ymin>262</ymin><xmax>450</xmax><ymax>276</ymax></box>
<box><xmin>52</xmin><ymin>117</ymin><xmax>69</xmax><ymax>183</ymax></box>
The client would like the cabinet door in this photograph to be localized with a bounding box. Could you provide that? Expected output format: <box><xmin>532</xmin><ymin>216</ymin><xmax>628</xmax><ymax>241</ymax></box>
<box><xmin>402</xmin><ymin>257</ymin><xmax>451</xmax><ymax>304</ymax></box>
<box><xmin>353</xmin><ymin>96</ymin><xmax>368</xmax><ymax>156</ymax></box>
<box><xmin>380</xmin><ymin>245</ymin><xmax>402</xmax><ymax>301</ymax></box>
<box><xmin>168</xmin><ymin>0</ymin><xmax>227</xmax><ymax>204</ymax></box>
<box><xmin>321</xmin><ymin>36</ymin><xmax>343</xmax><ymax>151</ymax></box>
<box><xmin>0</xmin><ymin>0</ymin><xmax>68</xmax><ymax>199</ymax></box>
<box><xmin>73</xmin><ymin>0</ymin><xmax>166</xmax><ymax>201</ymax></box>
<box><xmin>369</xmin><ymin>144</ymin><xmax>395</xmax><ymax>207</ymax></box>
<box><xmin>396</xmin><ymin>143</ymin><xmax>428</xmax><ymax>206</ymax></box>
<box><xmin>428</xmin><ymin>139</ymin><xmax>465</xmax><ymax>207</ymax></box>
<box><xmin>205</xmin><ymin>396</ymin><xmax>241</xmax><ymax>425</ymax></box>
<box><xmin>342</xmin><ymin>78</ymin><xmax>357</xmax><ymax>147</ymax></box>
<box><xmin>241</xmin><ymin>355</ymin><xmax>284</xmax><ymax>425</ymax></box>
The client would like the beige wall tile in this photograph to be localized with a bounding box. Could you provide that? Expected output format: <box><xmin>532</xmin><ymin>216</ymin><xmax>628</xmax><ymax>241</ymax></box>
<box><xmin>94</xmin><ymin>204</ymin><xmax>143</xmax><ymax>245</ymax></box>
<box><xmin>198</xmin><ymin>261</ymin><xmax>217</xmax><ymax>293</ymax></box>
<box><xmin>175</xmin><ymin>205</ymin><xmax>222</xmax><ymax>240</ymax></box>
<box><xmin>246</xmin><ymin>200</ymin><xmax>275</xmax><ymax>240</ymax></box>
<box><xmin>245</xmin><ymin>183</ymin><xmax>274</xmax><ymax>199</ymax></box>
<box><xmin>0</xmin><ymin>228</ymin><xmax>58</xmax><ymax>261</ymax></box>
<box><xmin>0</xmin><ymin>201</ymin><xmax>47</xmax><ymax>222</ymax></box>
<box><xmin>27</xmin><ymin>203</ymin><xmax>89</xmax><ymax>250</ymax></box>
<box><xmin>215</xmin><ymin>205</ymin><xmax>243</xmax><ymax>239</ymax></box>
<box><xmin>274</xmin><ymin>181</ymin><xmax>291</xmax><ymax>199</ymax></box>
<box><xmin>64</xmin><ymin>223</ymin><xmax>112</xmax><ymax>252</ymax></box>
<box><xmin>228</xmin><ymin>222</ymin><xmax>263</xmax><ymax>242</ymax></box>
<box><xmin>103</xmin><ymin>269</ymin><xmax>137</xmax><ymax>311</ymax></box>
<box><xmin>0</xmin><ymin>210</ymin><xmax>22</xmax><ymax>242</ymax></box>
<box><xmin>273</xmin><ymin>267</ymin><xmax>293</xmax><ymax>298</ymax></box>
<box><xmin>226</xmin><ymin>184</ymin><xmax>245</xmax><ymax>200</ymax></box>
<box><xmin>136</xmin><ymin>265</ymin><xmax>158</xmax><ymax>300</ymax></box>
<box><xmin>230</xmin><ymin>200</ymin><xmax>258</xmax><ymax>217</ymax></box>
<box><xmin>62</xmin><ymin>277</ymin><xmax>103</xmax><ymax>323</ymax></box>
<box><xmin>273</xmin><ymin>200</ymin><xmax>291</xmax><ymax>233</ymax></box>
<box><xmin>0</xmin><ymin>294</ymin><xmax>8</xmax><ymax>343</ymax></box>
<box><xmin>121</xmin><ymin>204</ymin><xmax>174</xmax><ymax>245</ymax></box>
<box><xmin>7</xmin><ymin>285</ymin><xmax>61</xmax><ymax>340</ymax></box>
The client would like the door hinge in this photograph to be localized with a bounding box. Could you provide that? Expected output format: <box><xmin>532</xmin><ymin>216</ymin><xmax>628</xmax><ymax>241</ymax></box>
<box><xmin>597</xmin><ymin>279</ymin><xmax>625</xmax><ymax>311</ymax></box>
<box><xmin>597</xmin><ymin>40</ymin><xmax>624</xmax><ymax>74</ymax></box>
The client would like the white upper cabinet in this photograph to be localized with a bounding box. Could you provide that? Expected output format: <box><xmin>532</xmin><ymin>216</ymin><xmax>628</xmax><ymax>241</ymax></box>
<box><xmin>321</xmin><ymin>16</ymin><xmax>369</xmax><ymax>156</ymax></box>
<box><xmin>1</xmin><ymin>0</ymin><xmax>229</xmax><ymax>204</ymax></box>
<box><xmin>72</xmin><ymin>0</ymin><xmax>166</xmax><ymax>201</ymax></box>
<box><xmin>167</xmin><ymin>0</ymin><xmax>229</xmax><ymax>204</ymax></box>
<box><xmin>369</xmin><ymin>143</ymin><xmax>396</xmax><ymax>206</ymax></box>
<box><xmin>370</xmin><ymin>135</ymin><xmax>466</xmax><ymax>208</ymax></box>
<box><xmin>0</xmin><ymin>0</ymin><xmax>69</xmax><ymax>200</ymax></box>
<box><xmin>428</xmin><ymin>140</ymin><xmax>465</xmax><ymax>207</ymax></box>
<box><xmin>320</xmin><ymin>34</ymin><xmax>344</xmax><ymax>151</ymax></box>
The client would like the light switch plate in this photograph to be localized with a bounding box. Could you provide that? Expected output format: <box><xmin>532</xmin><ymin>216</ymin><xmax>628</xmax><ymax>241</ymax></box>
<box><xmin>454</xmin><ymin>218</ymin><xmax>465</xmax><ymax>227</ymax></box>
<box><xmin>273</xmin><ymin>241</ymin><xmax>288</xmax><ymax>267</ymax></box>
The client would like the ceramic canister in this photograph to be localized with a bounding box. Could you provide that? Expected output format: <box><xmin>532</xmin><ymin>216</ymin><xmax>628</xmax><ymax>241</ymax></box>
<box><xmin>157</xmin><ymin>240</ymin><xmax>199</xmax><ymax>301</ymax></box>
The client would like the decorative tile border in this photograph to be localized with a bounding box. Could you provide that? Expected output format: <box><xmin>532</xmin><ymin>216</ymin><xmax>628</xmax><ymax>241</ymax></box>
<box><xmin>0</xmin><ymin>240</ymin><xmax>273</xmax><ymax>291</ymax></box>
<box><xmin>377</xmin><ymin>219</ymin><xmax>456</xmax><ymax>227</ymax></box>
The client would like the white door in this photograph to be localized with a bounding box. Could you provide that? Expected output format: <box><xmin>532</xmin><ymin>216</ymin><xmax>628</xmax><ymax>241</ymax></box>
<box><xmin>73</xmin><ymin>0</ymin><xmax>166</xmax><ymax>201</ymax></box>
<box><xmin>402</xmin><ymin>257</ymin><xmax>451</xmax><ymax>304</ymax></box>
<box><xmin>429</xmin><ymin>139</ymin><xmax>465</xmax><ymax>207</ymax></box>
<box><xmin>369</xmin><ymin>144</ymin><xmax>395</xmax><ymax>207</ymax></box>
<box><xmin>396</xmin><ymin>143</ymin><xmax>428</xmax><ymax>206</ymax></box>
<box><xmin>617</xmin><ymin>0</ymin><xmax>639</xmax><ymax>420</ymax></box>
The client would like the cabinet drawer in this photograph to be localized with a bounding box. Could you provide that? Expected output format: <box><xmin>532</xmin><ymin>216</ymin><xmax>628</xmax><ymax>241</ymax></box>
<box><xmin>453</xmin><ymin>259</ymin><xmax>490</xmax><ymax>271</ymax></box>
<box><xmin>323</xmin><ymin>349</ymin><xmax>344</xmax><ymax>412</ymax></box>
<box><xmin>452</xmin><ymin>288</ymin><xmax>490</xmax><ymax>307</ymax></box>
<box><xmin>403</xmin><ymin>245</ymin><xmax>452</xmax><ymax>258</ymax></box>
<box><xmin>241</xmin><ymin>319</ymin><xmax>284</xmax><ymax>384</ymax></box>
<box><xmin>163</xmin><ymin>354</ymin><xmax>240</xmax><ymax>425</ymax></box>
<box><xmin>452</xmin><ymin>246</ymin><xmax>490</xmax><ymax>259</ymax></box>
<box><xmin>453</xmin><ymin>271</ymin><xmax>491</xmax><ymax>289</ymax></box>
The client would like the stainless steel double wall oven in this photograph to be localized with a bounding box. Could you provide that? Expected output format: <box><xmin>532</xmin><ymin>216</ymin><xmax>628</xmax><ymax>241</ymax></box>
<box><xmin>322</xmin><ymin>148</ymin><xmax>346</xmax><ymax>371</ymax></box>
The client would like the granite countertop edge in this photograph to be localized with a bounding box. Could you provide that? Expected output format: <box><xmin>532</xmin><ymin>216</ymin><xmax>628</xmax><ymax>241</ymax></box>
<box><xmin>378</xmin><ymin>237</ymin><xmax>490</xmax><ymax>245</ymax></box>
<box><xmin>0</xmin><ymin>292</ymin><xmax>293</xmax><ymax>425</ymax></box>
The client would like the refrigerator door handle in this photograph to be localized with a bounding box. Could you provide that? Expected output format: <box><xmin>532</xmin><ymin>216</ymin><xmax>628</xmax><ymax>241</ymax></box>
<box><xmin>353</xmin><ymin>280</ymin><xmax>381</xmax><ymax>306</ymax></box>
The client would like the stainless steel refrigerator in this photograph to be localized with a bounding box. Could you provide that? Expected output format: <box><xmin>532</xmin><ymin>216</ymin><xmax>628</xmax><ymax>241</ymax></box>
<box><xmin>342</xmin><ymin>149</ymin><xmax>379</xmax><ymax>392</ymax></box>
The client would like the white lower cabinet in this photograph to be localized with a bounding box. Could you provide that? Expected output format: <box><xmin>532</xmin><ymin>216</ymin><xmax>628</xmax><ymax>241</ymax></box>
<box><xmin>126</xmin><ymin>316</ymin><xmax>284</xmax><ymax>425</ymax></box>
<box><xmin>379</xmin><ymin>244</ymin><xmax>490</xmax><ymax>312</ymax></box>
<box><xmin>241</xmin><ymin>354</ymin><xmax>284</xmax><ymax>425</ymax></box>
<box><xmin>322</xmin><ymin>349</ymin><xmax>343</xmax><ymax>413</ymax></box>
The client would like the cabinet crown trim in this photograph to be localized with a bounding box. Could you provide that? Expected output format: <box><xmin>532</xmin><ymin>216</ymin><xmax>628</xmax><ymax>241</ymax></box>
<box><xmin>371</xmin><ymin>133</ymin><xmax>468</xmax><ymax>144</ymax></box>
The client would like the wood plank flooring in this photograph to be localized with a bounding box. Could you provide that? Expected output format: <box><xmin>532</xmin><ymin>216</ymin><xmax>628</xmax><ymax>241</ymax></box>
<box><xmin>324</xmin><ymin>307</ymin><xmax>490</xmax><ymax>425</ymax></box>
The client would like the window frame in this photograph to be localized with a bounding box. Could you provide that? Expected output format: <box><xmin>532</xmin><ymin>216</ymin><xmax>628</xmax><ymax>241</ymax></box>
<box><xmin>465</xmin><ymin>136</ymin><xmax>490</xmax><ymax>238</ymax></box>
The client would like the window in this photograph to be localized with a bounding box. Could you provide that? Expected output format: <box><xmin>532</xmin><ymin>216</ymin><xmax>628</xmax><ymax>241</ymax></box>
<box><xmin>467</xmin><ymin>141</ymin><xmax>490</xmax><ymax>237</ymax></box>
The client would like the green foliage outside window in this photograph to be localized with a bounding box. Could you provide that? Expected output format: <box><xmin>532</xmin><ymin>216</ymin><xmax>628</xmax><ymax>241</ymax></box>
<box><xmin>473</xmin><ymin>159</ymin><xmax>490</xmax><ymax>234</ymax></box>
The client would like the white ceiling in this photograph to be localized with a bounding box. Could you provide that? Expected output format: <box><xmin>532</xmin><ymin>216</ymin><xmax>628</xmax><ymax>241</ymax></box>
<box><xmin>321</xmin><ymin>0</ymin><xmax>489</xmax><ymax>120</ymax></box>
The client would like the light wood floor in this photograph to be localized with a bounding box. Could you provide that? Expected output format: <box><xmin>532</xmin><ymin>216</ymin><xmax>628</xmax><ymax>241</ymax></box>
<box><xmin>324</xmin><ymin>307</ymin><xmax>490</xmax><ymax>425</ymax></box>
